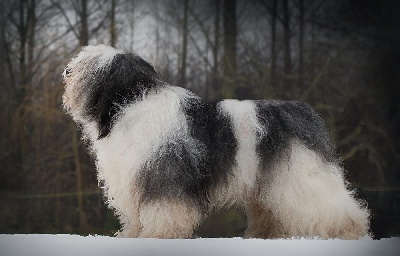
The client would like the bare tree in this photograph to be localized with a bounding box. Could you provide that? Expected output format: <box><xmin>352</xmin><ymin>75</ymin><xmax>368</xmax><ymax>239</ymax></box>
<box><xmin>257</xmin><ymin>0</ymin><xmax>279</xmax><ymax>89</ymax></box>
<box><xmin>27</xmin><ymin>0</ymin><xmax>36</xmax><ymax>81</ymax></box>
<box><xmin>222</xmin><ymin>0</ymin><xmax>237</xmax><ymax>97</ymax></box>
<box><xmin>110</xmin><ymin>0</ymin><xmax>117</xmax><ymax>47</ymax></box>
<box><xmin>79</xmin><ymin>0</ymin><xmax>89</xmax><ymax>46</ymax></box>
<box><xmin>282</xmin><ymin>0</ymin><xmax>291</xmax><ymax>78</ymax></box>
<box><xmin>180</xmin><ymin>0</ymin><xmax>189</xmax><ymax>88</ymax></box>
<box><xmin>212</xmin><ymin>0</ymin><xmax>221</xmax><ymax>99</ymax></box>
<box><xmin>51</xmin><ymin>0</ymin><xmax>109</xmax><ymax>47</ymax></box>
<box><xmin>270</xmin><ymin>0</ymin><xmax>278</xmax><ymax>88</ymax></box>
<box><xmin>298</xmin><ymin>0</ymin><xmax>304</xmax><ymax>87</ymax></box>
<box><xmin>185</xmin><ymin>0</ymin><xmax>221</xmax><ymax>98</ymax></box>
<box><xmin>17</xmin><ymin>0</ymin><xmax>28</xmax><ymax>99</ymax></box>
<box><xmin>128</xmin><ymin>0</ymin><xmax>135</xmax><ymax>51</ymax></box>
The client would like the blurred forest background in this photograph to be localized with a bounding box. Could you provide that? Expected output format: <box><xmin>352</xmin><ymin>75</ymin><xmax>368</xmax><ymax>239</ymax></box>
<box><xmin>0</xmin><ymin>0</ymin><xmax>399</xmax><ymax>239</ymax></box>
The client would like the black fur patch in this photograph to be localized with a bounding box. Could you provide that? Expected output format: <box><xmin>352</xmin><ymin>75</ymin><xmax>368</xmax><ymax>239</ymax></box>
<box><xmin>207</xmin><ymin>102</ymin><xmax>238</xmax><ymax>189</ymax></box>
<box><xmin>84</xmin><ymin>53</ymin><xmax>161</xmax><ymax>139</ymax></box>
<box><xmin>138</xmin><ymin>138</ymin><xmax>208</xmax><ymax>204</ymax></box>
<box><xmin>255</xmin><ymin>100</ymin><xmax>337</xmax><ymax>170</ymax></box>
<box><xmin>183</xmin><ymin>99</ymin><xmax>238</xmax><ymax>188</ymax></box>
<box><xmin>138</xmin><ymin>99</ymin><xmax>237</xmax><ymax>209</ymax></box>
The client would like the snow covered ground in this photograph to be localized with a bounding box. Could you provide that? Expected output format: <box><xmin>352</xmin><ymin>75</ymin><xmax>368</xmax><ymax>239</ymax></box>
<box><xmin>0</xmin><ymin>234</ymin><xmax>399</xmax><ymax>256</ymax></box>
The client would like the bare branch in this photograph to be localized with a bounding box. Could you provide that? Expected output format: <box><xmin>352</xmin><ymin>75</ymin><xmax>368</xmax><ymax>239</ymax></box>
<box><xmin>50</xmin><ymin>0</ymin><xmax>79</xmax><ymax>39</ymax></box>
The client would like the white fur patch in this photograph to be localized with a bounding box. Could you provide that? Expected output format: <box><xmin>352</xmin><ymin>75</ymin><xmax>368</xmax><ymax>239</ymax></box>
<box><xmin>259</xmin><ymin>141</ymin><xmax>370</xmax><ymax>238</ymax></box>
<box><xmin>219</xmin><ymin>100</ymin><xmax>264</xmax><ymax>201</ymax></box>
<box><xmin>92</xmin><ymin>86</ymin><xmax>196</xmax><ymax>224</ymax></box>
<box><xmin>139</xmin><ymin>200</ymin><xmax>202</xmax><ymax>238</ymax></box>
<box><xmin>68</xmin><ymin>44</ymin><xmax>124</xmax><ymax>71</ymax></box>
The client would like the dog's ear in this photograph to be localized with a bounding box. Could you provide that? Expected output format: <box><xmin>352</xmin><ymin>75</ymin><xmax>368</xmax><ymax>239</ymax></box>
<box><xmin>86</xmin><ymin>53</ymin><xmax>162</xmax><ymax>139</ymax></box>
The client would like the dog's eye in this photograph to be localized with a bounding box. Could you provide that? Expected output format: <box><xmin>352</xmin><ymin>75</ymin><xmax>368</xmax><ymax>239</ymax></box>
<box><xmin>63</xmin><ymin>67</ymin><xmax>72</xmax><ymax>78</ymax></box>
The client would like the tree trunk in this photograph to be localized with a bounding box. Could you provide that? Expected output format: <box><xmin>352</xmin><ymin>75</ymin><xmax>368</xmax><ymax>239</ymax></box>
<box><xmin>76</xmin><ymin>0</ymin><xmax>89</xmax><ymax>230</ymax></box>
<box><xmin>180</xmin><ymin>0</ymin><xmax>189</xmax><ymax>88</ymax></box>
<box><xmin>211</xmin><ymin>0</ymin><xmax>221</xmax><ymax>99</ymax></box>
<box><xmin>72</xmin><ymin>126</ymin><xmax>88</xmax><ymax>230</ymax></box>
<box><xmin>282</xmin><ymin>0</ymin><xmax>291</xmax><ymax>78</ymax></box>
<box><xmin>129</xmin><ymin>0</ymin><xmax>135</xmax><ymax>51</ymax></box>
<box><xmin>2</xmin><ymin>34</ymin><xmax>16</xmax><ymax>88</ymax></box>
<box><xmin>27</xmin><ymin>0</ymin><xmax>35</xmax><ymax>81</ymax></box>
<box><xmin>311</xmin><ymin>0</ymin><xmax>316</xmax><ymax>76</ymax></box>
<box><xmin>16</xmin><ymin>0</ymin><xmax>29</xmax><ymax>194</ymax></box>
<box><xmin>110</xmin><ymin>0</ymin><xmax>117</xmax><ymax>47</ymax></box>
<box><xmin>79</xmin><ymin>0</ymin><xmax>88</xmax><ymax>46</ymax></box>
<box><xmin>299</xmin><ymin>0</ymin><xmax>304</xmax><ymax>88</ymax></box>
<box><xmin>223</xmin><ymin>0</ymin><xmax>237</xmax><ymax>97</ymax></box>
<box><xmin>154</xmin><ymin>0</ymin><xmax>160</xmax><ymax>66</ymax></box>
<box><xmin>18</xmin><ymin>0</ymin><xmax>27</xmax><ymax>99</ymax></box>
<box><xmin>270</xmin><ymin>0</ymin><xmax>277</xmax><ymax>88</ymax></box>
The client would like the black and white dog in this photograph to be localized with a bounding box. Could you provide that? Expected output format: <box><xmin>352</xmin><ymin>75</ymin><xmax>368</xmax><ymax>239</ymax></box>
<box><xmin>62</xmin><ymin>45</ymin><xmax>370</xmax><ymax>239</ymax></box>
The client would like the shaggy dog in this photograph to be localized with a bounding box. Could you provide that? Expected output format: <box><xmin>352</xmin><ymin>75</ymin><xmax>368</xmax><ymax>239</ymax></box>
<box><xmin>62</xmin><ymin>45</ymin><xmax>370</xmax><ymax>239</ymax></box>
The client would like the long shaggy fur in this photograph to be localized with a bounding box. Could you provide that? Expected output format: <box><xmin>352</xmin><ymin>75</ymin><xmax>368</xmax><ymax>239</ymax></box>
<box><xmin>62</xmin><ymin>45</ymin><xmax>370</xmax><ymax>239</ymax></box>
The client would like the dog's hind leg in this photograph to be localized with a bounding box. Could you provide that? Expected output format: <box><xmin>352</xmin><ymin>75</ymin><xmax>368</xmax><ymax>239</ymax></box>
<box><xmin>244</xmin><ymin>200</ymin><xmax>286</xmax><ymax>239</ymax></box>
<box><xmin>258</xmin><ymin>141</ymin><xmax>370</xmax><ymax>239</ymax></box>
<box><xmin>138</xmin><ymin>199</ymin><xmax>202</xmax><ymax>238</ymax></box>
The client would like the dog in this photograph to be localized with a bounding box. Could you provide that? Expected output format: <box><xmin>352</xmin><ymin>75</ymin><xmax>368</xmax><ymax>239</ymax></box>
<box><xmin>62</xmin><ymin>44</ymin><xmax>370</xmax><ymax>239</ymax></box>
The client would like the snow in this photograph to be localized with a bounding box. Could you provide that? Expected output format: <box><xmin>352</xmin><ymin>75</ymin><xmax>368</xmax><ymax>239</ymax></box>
<box><xmin>0</xmin><ymin>235</ymin><xmax>399</xmax><ymax>256</ymax></box>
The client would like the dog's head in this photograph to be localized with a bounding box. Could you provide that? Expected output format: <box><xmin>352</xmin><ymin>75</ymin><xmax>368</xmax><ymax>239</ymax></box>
<box><xmin>62</xmin><ymin>44</ymin><xmax>161</xmax><ymax>139</ymax></box>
